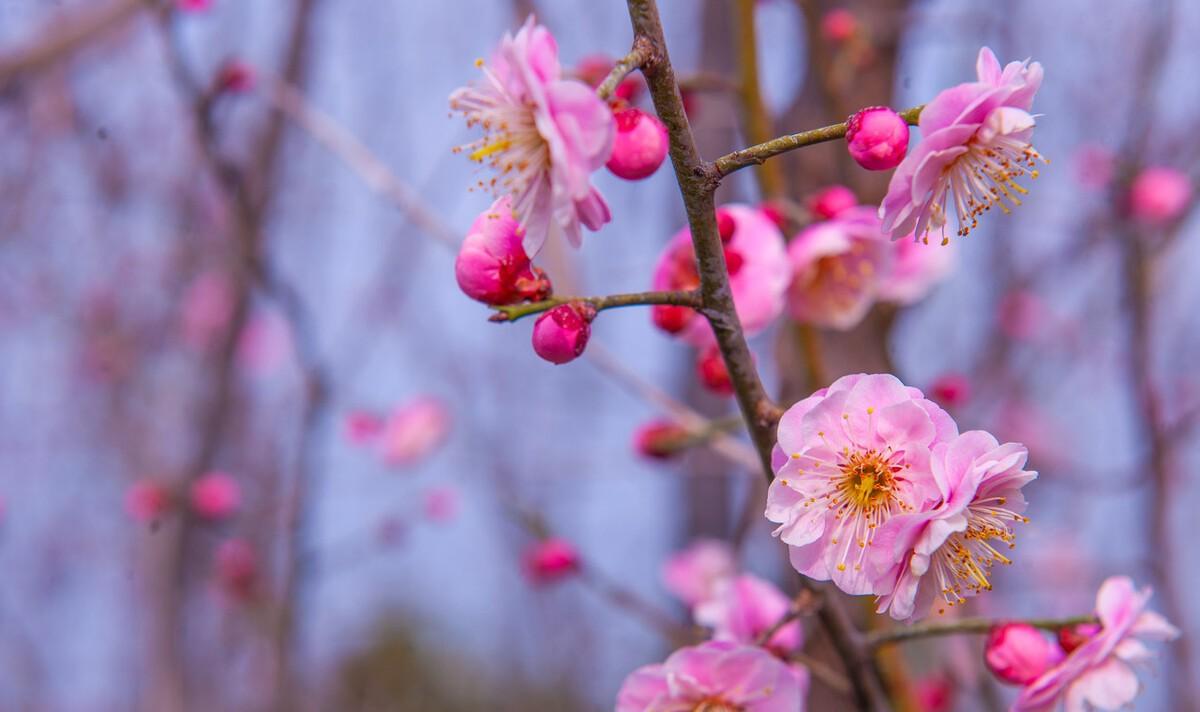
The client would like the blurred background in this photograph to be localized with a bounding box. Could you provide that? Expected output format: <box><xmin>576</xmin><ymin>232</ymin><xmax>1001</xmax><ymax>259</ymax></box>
<box><xmin>0</xmin><ymin>0</ymin><xmax>1197</xmax><ymax>710</ymax></box>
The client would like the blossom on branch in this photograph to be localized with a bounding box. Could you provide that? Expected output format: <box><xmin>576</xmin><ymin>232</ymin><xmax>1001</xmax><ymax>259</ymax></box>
<box><xmin>880</xmin><ymin>48</ymin><xmax>1044</xmax><ymax>244</ymax></box>
<box><xmin>450</xmin><ymin>16</ymin><xmax>614</xmax><ymax>257</ymax></box>
<box><xmin>694</xmin><ymin>574</ymin><xmax>803</xmax><ymax>656</ymax></box>
<box><xmin>662</xmin><ymin>538</ymin><xmax>737</xmax><ymax>607</ymax></box>
<box><xmin>786</xmin><ymin>206</ymin><xmax>892</xmax><ymax>330</ymax></box>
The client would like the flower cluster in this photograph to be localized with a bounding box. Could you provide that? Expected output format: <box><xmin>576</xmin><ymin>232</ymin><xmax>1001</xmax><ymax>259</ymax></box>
<box><xmin>765</xmin><ymin>373</ymin><xmax>1037</xmax><ymax>620</ymax></box>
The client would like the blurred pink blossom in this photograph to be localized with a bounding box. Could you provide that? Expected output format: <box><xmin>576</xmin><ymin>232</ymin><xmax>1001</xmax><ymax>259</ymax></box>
<box><xmin>881</xmin><ymin>48</ymin><xmax>1044</xmax><ymax>243</ymax></box>
<box><xmin>877</xmin><ymin>237</ymin><xmax>955</xmax><ymax>305</ymax></box>
<box><xmin>929</xmin><ymin>373</ymin><xmax>971</xmax><ymax>408</ymax></box>
<box><xmin>378</xmin><ymin>396</ymin><xmax>452</xmax><ymax>467</ymax></box>
<box><xmin>653</xmin><ymin>204</ymin><xmax>788</xmax><ymax>346</ymax></box>
<box><xmin>694</xmin><ymin>574</ymin><xmax>803</xmax><ymax>655</ymax></box>
<box><xmin>911</xmin><ymin>675</ymin><xmax>955</xmax><ymax>712</ymax></box>
<box><xmin>189</xmin><ymin>471</ymin><xmax>241</xmax><ymax>520</ymax></box>
<box><xmin>523</xmin><ymin>537</ymin><xmax>580</xmax><ymax>585</ymax></box>
<box><xmin>1015</xmin><ymin>576</ymin><xmax>1179</xmax><ymax>711</ymax></box>
<box><xmin>180</xmin><ymin>271</ymin><xmax>235</xmax><ymax>351</ymax></box>
<box><xmin>696</xmin><ymin>345</ymin><xmax>734</xmax><ymax>395</ymax></box>
<box><xmin>125</xmin><ymin>480</ymin><xmax>173</xmax><ymax>522</ymax></box>
<box><xmin>422</xmin><ymin>486</ymin><xmax>459</xmax><ymax>523</ymax></box>
<box><xmin>214</xmin><ymin>538</ymin><xmax>258</xmax><ymax>602</ymax></box>
<box><xmin>214</xmin><ymin>59</ymin><xmax>255</xmax><ymax>93</ymax></box>
<box><xmin>177</xmin><ymin>0</ymin><xmax>212</xmax><ymax>11</ymax></box>
<box><xmin>343</xmin><ymin>409</ymin><xmax>385</xmax><ymax>445</ymax></box>
<box><xmin>786</xmin><ymin>206</ymin><xmax>891</xmax><ymax>330</ymax></box>
<box><xmin>236</xmin><ymin>311</ymin><xmax>293</xmax><ymax>374</ymax></box>
<box><xmin>616</xmin><ymin>640</ymin><xmax>809</xmax><ymax>712</ymax></box>
<box><xmin>984</xmin><ymin>623</ymin><xmax>1064</xmax><ymax>686</ymax></box>
<box><xmin>805</xmin><ymin>185</ymin><xmax>857</xmax><ymax>220</ymax></box>
<box><xmin>820</xmin><ymin>9</ymin><xmax>858</xmax><ymax>43</ymax></box>
<box><xmin>661</xmin><ymin>538</ymin><xmax>736</xmax><ymax>606</ymax></box>
<box><xmin>450</xmin><ymin>16</ymin><xmax>614</xmax><ymax>256</ymax></box>
<box><xmin>997</xmin><ymin>289</ymin><xmax>1051</xmax><ymax>342</ymax></box>
<box><xmin>1128</xmin><ymin>166</ymin><xmax>1192</xmax><ymax>225</ymax></box>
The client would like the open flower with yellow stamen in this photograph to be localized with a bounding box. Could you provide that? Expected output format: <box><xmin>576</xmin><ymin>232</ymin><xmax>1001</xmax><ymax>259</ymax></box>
<box><xmin>872</xmin><ymin>430</ymin><xmax>1037</xmax><ymax>622</ymax></box>
<box><xmin>879</xmin><ymin>47</ymin><xmax>1044</xmax><ymax>245</ymax></box>
<box><xmin>765</xmin><ymin>374</ymin><xmax>957</xmax><ymax>596</ymax></box>
<box><xmin>449</xmin><ymin>16</ymin><xmax>615</xmax><ymax>257</ymax></box>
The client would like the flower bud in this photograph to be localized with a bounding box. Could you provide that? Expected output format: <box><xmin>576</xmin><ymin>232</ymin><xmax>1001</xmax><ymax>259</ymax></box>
<box><xmin>984</xmin><ymin>623</ymin><xmax>1064</xmax><ymax>686</ymax></box>
<box><xmin>1128</xmin><ymin>166</ymin><xmax>1192</xmax><ymax>225</ymax></box>
<box><xmin>178</xmin><ymin>0</ymin><xmax>212</xmax><ymax>12</ymax></box>
<box><xmin>455</xmin><ymin>197</ymin><xmax>551</xmax><ymax>305</ymax></box>
<box><xmin>379</xmin><ymin>396</ymin><xmax>452</xmax><ymax>467</ymax></box>
<box><xmin>716</xmin><ymin>208</ymin><xmax>738</xmax><ymax>243</ymax></box>
<box><xmin>214</xmin><ymin>538</ymin><xmax>258</xmax><ymax>602</ymax></box>
<box><xmin>190</xmin><ymin>471</ymin><xmax>241</xmax><ymax>520</ymax></box>
<box><xmin>652</xmin><ymin>304</ymin><xmax>696</xmax><ymax>334</ymax></box>
<box><xmin>532</xmin><ymin>303</ymin><xmax>594</xmax><ymax>364</ymax></box>
<box><xmin>930</xmin><ymin>373</ymin><xmax>971</xmax><ymax>408</ymax></box>
<box><xmin>523</xmin><ymin>537</ymin><xmax>581</xmax><ymax>585</ymax></box>
<box><xmin>343</xmin><ymin>409</ymin><xmax>384</xmax><ymax>444</ymax></box>
<box><xmin>696</xmin><ymin>347</ymin><xmax>733</xmax><ymax>395</ymax></box>
<box><xmin>423</xmin><ymin>486</ymin><xmax>459</xmax><ymax>523</ymax></box>
<box><xmin>214</xmin><ymin>59</ymin><xmax>255</xmax><ymax>94</ymax></box>
<box><xmin>634</xmin><ymin>420</ymin><xmax>692</xmax><ymax>459</ymax></box>
<box><xmin>1056</xmin><ymin>622</ymin><xmax>1102</xmax><ymax>654</ymax></box>
<box><xmin>606</xmin><ymin>108</ymin><xmax>669</xmax><ymax>180</ymax></box>
<box><xmin>820</xmin><ymin>9</ymin><xmax>859</xmax><ymax>43</ymax></box>
<box><xmin>126</xmin><ymin>480</ymin><xmax>173</xmax><ymax>523</ymax></box>
<box><xmin>805</xmin><ymin>185</ymin><xmax>857</xmax><ymax>220</ymax></box>
<box><xmin>846</xmin><ymin>106</ymin><xmax>909</xmax><ymax>171</ymax></box>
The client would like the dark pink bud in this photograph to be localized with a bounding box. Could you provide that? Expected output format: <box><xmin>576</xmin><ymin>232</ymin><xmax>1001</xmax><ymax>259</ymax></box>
<box><xmin>696</xmin><ymin>347</ymin><xmax>734</xmax><ymax>396</ymax></box>
<box><xmin>911</xmin><ymin>676</ymin><xmax>955</xmax><ymax>712</ymax></box>
<box><xmin>190</xmin><ymin>471</ymin><xmax>241</xmax><ymax>520</ymax></box>
<box><xmin>214</xmin><ymin>60</ymin><xmax>255</xmax><ymax>94</ymax></box>
<box><xmin>1057</xmin><ymin>622</ymin><xmax>1102</xmax><ymax>654</ymax></box>
<box><xmin>716</xmin><ymin>208</ymin><xmax>738</xmax><ymax>243</ymax></box>
<box><xmin>806</xmin><ymin>185</ymin><xmax>858</xmax><ymax>219</ymax></box>
<box><xmin>214</xmin><ymin>539</ymin><xmax>258</xmax><ymax>602</ymax></box>
<box><xmin>177</xmin><ymin>0</ymin><xmax>212</xmax><ymax>12</ymax></box>
<box><xmin>456</xmin><ymin>197</ymin><xmax>551</xmax><ymax>305</ymax></box>
<box><xmin>531</xmin><ymin>303</ymin><xmax>594</xmax><ymax>364</ymax></box>
<box><xmin>126</xmin><ymin>480</ymin><xmax>173</xmax><ymax>523</ymax></box>
<box><xmin>343</xmin><ymin>409</ymin><xmax>384</xmax><ymax>444</ymax></box>
<box><xmin>930</xmin><ymin>373</ymin><xmax>971</xmax><ymax>408</ymax></box>
<box><xmin>606</xmin><ymin>108</ymin><xmax>669</xmax><ymax>180</ymax></box>
<box><xmin>634</xmin><ymin>420</ymin><xmax>691</xmax><ymax>459</ymax></box>
<box><xmin>1128</xmin><ymin>166</ymin><xmax>1192</xmax><ymax>225</ymax></box>
<box><xmin>820</xmin><ymin>9</ymin><xmax>858</xmax><ymax>42</ymax></box>
<box><xmin>651</xmin><ymin>304</ymin><xmax>695</xmax><ymax>334</ymax></box>
<box><xmin>984</xmin><ymin>623</ymin><xmax>1064</xmax><ymax>686</ymax></box>
<box><xmin>723</xmin><ymin>246</ymin><xmax>745</xmax><ymax>276</ymax></box>
<box><xmin>846</xmin><ymin>106</ymin><xmax>909</xmax><ymax>171</ymax></box>
<box><xmin>758</xmin><ymin>201</ymin><xmax>787</xmax><ymax>229</ymax></box>
<box><xmin>523</xmin><ymin>537</ymin><xmax>581</xmax><ymax>585</ymax></box>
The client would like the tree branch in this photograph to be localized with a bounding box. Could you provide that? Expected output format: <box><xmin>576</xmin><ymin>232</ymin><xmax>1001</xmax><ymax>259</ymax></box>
<box><xmin>488</xmin><ymin>289</ymin><xmax>700</xmax><ymax>323</ymax></box>
<box><xmin>866</xmin><ymin>615</ymin><xmax>1097</xmax><ymax>650</ymax></box>
<box><xmin>596</xmin><ymin>38</ymin><xmax>654</xmax><ymax>100</ymax></box>
<box><xmin>713</xmin><ymin>105</ymin><xmax>924</xmax><ymax>179</ymax></box>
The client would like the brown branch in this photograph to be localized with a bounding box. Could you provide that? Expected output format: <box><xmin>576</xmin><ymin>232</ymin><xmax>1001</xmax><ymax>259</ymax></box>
<box><xmin>866</xmin><ymin>615</ymin><xmax>1097</xmax><ymax>650</ymax></box>
<box><xmin>625</xmin><ymin>0</ymin><xmax>781</xmax><ymax>481</ymax></box>
<box><xmin>489</xmin><ymin>289</ymin><xmax>700</xmax><ymax>323</ymax></box>
<box><xmin>713</xmin><ymin>105</ymin><xmax>924</xmax><ymax>179</ymax></box>
<box><xmin>596</xmin><ymin>40</ymin><xmax>653</xmax><ymax>101</ymax></box>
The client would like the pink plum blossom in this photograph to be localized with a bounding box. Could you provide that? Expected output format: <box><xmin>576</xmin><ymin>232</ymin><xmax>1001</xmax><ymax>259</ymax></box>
<box><xmin>378</xmin><ymin>396</ymin><xmax>451</xmax><ymax>467</ymax></box>
<box><xmin>985</xmin><ymin>623</ymin><xmax>1065</xmax><ymax>686</ymax></box>
<box><xmin>450</xmin><ymin>16</ymin><xmax>614</xmax><ymax>256</ymax></box>
<box><xmin>766</xmin><ymin>373</ymin><xmax>958</xmax><ymax>596</ymax></box>
<box><xmin>189</xmin><ymin>471</ymin><xmax>241</xmax><ymax>520</ymax></box>
<box><xmin>531</xmin><ymin>302</ymin><xmax>593</xmax><ymax>364</ymax></box>
<box><xmin>126</xmin><ymin>479</ymin><xmax>173</xmax><ymax>522</ymax></box>
<box><xmin>1014</xmin><ymin>576</ymin><xmax>1180</xmax><ymax>712</ymax></box>
<box><xmin>880</xmin><ymin>48</ymin><xmax>1044</xmax><ymax>244</ymax></box>
<box><xmin>806</xmin><ymin>185</ymin><xmax>857</xmax><ymax>220</ymax></box>
<box><xmin>422</xmin><ymin>486</ymin><xmax>459</xmax><ymax>523</ymax></box>
<box><xmin>1128</xmin><ymin>166</ymin><xmax>1192</xmax><ymax>225</ymax></box>
<box><xmin>606</xmin><ymin>108</ymin><xmax>669</xmax><ymax>180</ymax></box>
<box><xmin>786</xmin><ymin>206</ymin><xmax>892</xmax><ymax>330</ymax></box>
<box><xmin>652</xmin><ymin>204</ymin><xmax>789</xmax><ymax>345</ymax></box>
<box><xmin>846</xmin><ymin>106</ymin><xmax>910</xmax><ymax>171</ymax></box>
<box><xmin>616</xmin><ymin>640</ymin><xmax>809</xmax><ymax>712</ymax></box>
<box><xmin>694</xmin><ymin>574</ymin><xmax>803</xmax><ymax>655</ymax></box>
<box><xmin>877</xmin><ymin>236</ymin><xmax>956</xmax><ymax>305</ymax></box>
<box><xmin>872</xmin><ymin>430</ymin><xmax>1036</xmax><ymax>621</ymax></box>
<box><xmin>523</xmin><ymin>537</ymin><xmax>580</xmax><ymax>584</ymax></box>
<box><xmin>662</xmin><ymin>538</ymin><xmax>737</xmax><ymax>607</ymax></box>
<box><xmin>455</xmin><ymin>197</ymin><xmax>551</xmax><ymax>305</ymax></box>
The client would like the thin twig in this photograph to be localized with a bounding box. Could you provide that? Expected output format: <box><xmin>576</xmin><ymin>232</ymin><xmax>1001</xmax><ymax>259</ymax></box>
<box><xmin>489</xmin><ymin>289</ymin><xmax>700</xmax><ymax>322</ymax></box>
<box><xmin>596</xmin><ymin>39</ymin><xmax>654</xmax><ymax>101</ymax></box>
<box><xmin>866</xmin><ymin>615</ymin><xmax>1097</xmax><ymax>650</ymax></box>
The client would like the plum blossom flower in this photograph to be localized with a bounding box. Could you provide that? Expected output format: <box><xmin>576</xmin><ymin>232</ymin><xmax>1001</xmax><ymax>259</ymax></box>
<box><xmin>378</xmin><ymin>396</ymin><xmax>452</xmax><ymax>467</ymax></box>
<box><xmin>765</xmin><ymin>373</ymin><xmax>957</xmax><ymax>595</ymax></box>
<box><xmin>786</xmin><ymin>206</ymin><xmax>892</xmax><ymax>330</ymax></box>
<box><xmin>455</xmin><ymin>196</ymin><xmax>551</xmax><ymax>305</ymax></box>
<box><xmin>652</xmin><ymin>204</ymin><xmax>789</xmax><ymax>345</ymax></box>
<box><xmin>694</xmin><ymin>574</ymin><xmax>803</xmax><ymax>655</ymax></box>
<box><xmin>985</xmin><ymin>623</ymin><xmax>1065</xmax><ymax>686</ymax></box>
<box><xmin>806</xmin><ymin>185</ymin><xmax>857</xmax><ymax>220</ymax></box>
<box><xmin>880</xmin><ymin>48</ymin><xmax>1044</xmax><ymax>244</ymax></box>
<box><xmin>616</xmin><ymin>640</ymin><xmax>808</xmax><ymax>712</ymax></box>
<box><xmin>450</xmin><ymin>17</ymin><xmax>614</xmax><ymax>256</ymax></box>
<box><xmin>662</xmin><ymin>538</ymin><xmax>737</xmax><ymax>607</ymax></box>
<box><xmin>872</xmin><ymin>430</ymin><xmax>1036</xmax><ymax>621</ymax></box>
<box><xmin>1014</xmin><ymin>576</ymin><xmax>1180</xmax><ymax>712</ymax></box>
<box><xmin>877</xmin><ymin>237</ymin><xmax>956</xmax><ymax>305</ymax></box>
